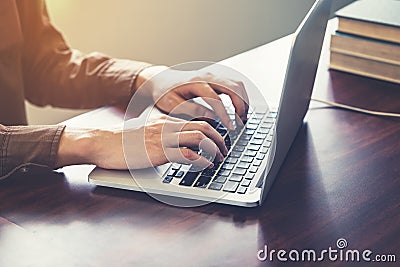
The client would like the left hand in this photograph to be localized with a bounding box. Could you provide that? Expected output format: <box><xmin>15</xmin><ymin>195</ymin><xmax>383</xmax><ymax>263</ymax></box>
<box><xmin>135</xmin><ymin>65</ymin><xmax>249</xmax><ymax>130</ymax></box>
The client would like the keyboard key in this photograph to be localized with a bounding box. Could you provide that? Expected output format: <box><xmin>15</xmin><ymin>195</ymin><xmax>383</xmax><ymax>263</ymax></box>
<box><xmin>265</xmin><ymin>141</ymin><xmax>271</xmax><ymax>147</ymax></box>
<box><xmin>253</xmin><ymin>159</ymin><xmax>262</xmax><ymax>166</ymax></box>
<box><xmin>268</xmin><ymin>111</ymin><xmax>277</xmax><ymax>117</ymax></box>
<box><xmin>240</xmin><ymin>134</ymin><xmax>252</xmax><ymax>141</ymax></box>
<box><xmin>241</xmin><ymin>156</ymin><xmax>254</xmax><ymax>163</ymax></box>
<box><xmin>256</xmin><ymin>153</ymin><xmax>265</xmax><ymax>160</ymax></box>
<box><xmin>244</xmin><ymin>173</ymin><xmax>254</xmax><ymax>180</ymax></box>
<box><xmin>167</xmin><ymin>169</ymin><xmax>176</xmax><ymax>176</ymax></box>
<box><xmin>224</xmin><ymin>136</ymin><xmax>232</xmax><ymax>149</ymax></box>
<box><xmin>202</xmin><ymin>167</ymin><xmax>216</xmax><ymax>177</ymax></box>
<box><xmin>225</xmin><ymin>157</ymin><xmax>238</xmax><ymax>164</ymax></box>
<box><xmin>213</xmin><ymin>162</ymin><xmax>221</xmax><ymax>169</ymax></box>
<box><xmin>221</xmin><ymin>163</ymin><xmax>234</xmax><ymax>170</ymax></box>
<box><xmin>237</xmin><ymin>186</ymin><xmax>247</xmax><ymax>194</ymax></box>
<box><xmin>179</xmin><ymin>171</ymin><xmax>199</xmax><ymax>186</ymax></box>
<box><xmin>229</xmin><ymin>174</ymin><xmax>243</xmax><ymax>182</ymax></box>
<box><xmin>206</xmin><ymin>119</ymin><xmax>220</xmax><ymax>129</ymax></box>
<box><xmin>248</xmin><ymin>144</ymin><xmax>261</xmax><ymax>151</ymax></box>
<box><xmin>223</xmin><ymin>181</ymin><xmax>240</xmax><ymax>193</ymax></box>
<box><xmin>229</xmin><ymin>129</ymin><xmax>241</xmax><ymax>139</ymax></box>
<box><xmin>249</xmin><ymin>166</ymin><xmax>258</xmax><ymax>173</ymax></box>
<box><xmin>216</xmin><ymin>126</ymin><xmax>227</xmax><ymax>136</ymax></box>
<box><xmin>174</xmin><ymin>170</ymin><xmax>184</xmax><ymax>178</ymax></box>
<box><xmin>208</xmin><ymin>182</ymin><xmax>223</xmax><ymax>191</ymax></box>
<box><xmin>236</xmin><ymin>140</ymin><xmax>248</xmax><ymax>146</ymax></box>
<box><xmin>249</xmin><ymin>117</ymin><xmax>262</xmax><ymax>124</ymax></box>
<box><xmin>245</xmin><ymin>150</ymin><xmax>257</xmax><ymax>157</ymax></box>
<box><xmin>163</xmin><ymin>176</ymin><xmax>173</xmax><ymax>183</ymax></box>
<box><xmin>230</xmin><ymin>151</ymin><xmax>242</xmax><ymax>158</ymax></box>
<box><xmin>171</xmin><ymin>163</ymin><xmax>181</xmax><ymax>170</ymax></box>
<box><xmin>233</xmin><ymin>167</ymin><xmax>246</xmax><ymax>175</ymax></box>
<box><xmin>254</xmin><ymin>112</ymin><xmax>265</xmax><ymax>119</ymax></box>
<box><xmin>233</xmin><ymin>145</ymin><xmax>245</xmax><ymax>152</ymax></box>
<box><xmin>213</xmin><ymin>176</ymin><xmax>227</xmax><ymax>184</ymax></box>
<box><xmin>254</xmin><ymin>133</ymin><xmax>267</xmax><ymax>139</ymax></box>
<box><xmin>245</xmin><ymin>129</ymin><xmax>255</xmax><ymax>135</ymax></box>
<box><xmin>260</xmin><ymin>146</ymin><xmax>269</xmax><ymax>154</ymax></box>
<box><xmin>258</xmin><ymin>128</ymin><xmax>270</xmax><ymax>134</ymax></box>
<box><xmin>194</xmin><ymin>175</ymin><xmax>212</xmax><ymax>188</ymax></box>
<box><xmin>237</xmin><ymin>161</ymin><xmax>250</xmax><ymax>169</ymax></box>
<box><xmin>218</xmin><ymin>169</ymin><xmax>231</xmax><ymax>177</ymax></box>
<box><xmin>241</xmin><ymin>179</ymin><xmax>251</xmax><ymax>187</ymax></box>
<box><xmin>260</xmin><ymin>125</ymin><xmax>272</xmax><ymax>132</ymax></box>
<box><xmin>246</xmin><ymin>124</ymin><xmax>258</xmax><ymax>130</ymax></box>
<box><xmin>250</xmin><ymin>138</ymin><xmax>264</xmax><ymax>145</ymax></box>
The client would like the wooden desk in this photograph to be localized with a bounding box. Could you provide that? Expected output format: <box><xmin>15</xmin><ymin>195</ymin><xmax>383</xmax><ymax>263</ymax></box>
<box><xmin>1</xmin><ymin>22</ymin><xmax>399</xmax><ymax>267</ymax></box>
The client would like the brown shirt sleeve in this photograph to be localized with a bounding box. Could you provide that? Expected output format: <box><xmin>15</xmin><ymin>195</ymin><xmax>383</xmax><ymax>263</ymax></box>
<box><xmin>17</xmin><ymin>0</ymin><xmax>152</xmax><ymax>109</ymax></box>
<box><xmin>0</xmin><ymin>1</ymin><xmax>153</xmax><ymax>179</ymax></box>
<box><xmin>0</xmin><ymin>124</ymin><xmax>65</xmax><ymax>179</ymax></box>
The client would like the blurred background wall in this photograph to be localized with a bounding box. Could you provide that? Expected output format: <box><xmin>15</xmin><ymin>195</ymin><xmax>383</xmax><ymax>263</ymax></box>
<box><xmin>27</xmin><ymin>0</ymin><xmax>354</xmax><ymax>125</ymax></box>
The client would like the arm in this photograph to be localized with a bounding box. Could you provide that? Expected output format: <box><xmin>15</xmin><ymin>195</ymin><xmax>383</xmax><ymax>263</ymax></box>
<box><xmin>0</xmin><ymin>1</ymin><xmax>248</xmax><ymax>180</ymax></box>
<box><xmin>17</xmin><ymin>0</ymin><xmax>151</xmax><ymax>109</ymax></box>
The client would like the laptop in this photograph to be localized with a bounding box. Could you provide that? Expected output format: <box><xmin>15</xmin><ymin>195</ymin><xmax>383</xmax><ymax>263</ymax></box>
<box><xmin>88</xmin><ymin>0</ymin><xmax>332</xmax><ymax>207</ymax></box>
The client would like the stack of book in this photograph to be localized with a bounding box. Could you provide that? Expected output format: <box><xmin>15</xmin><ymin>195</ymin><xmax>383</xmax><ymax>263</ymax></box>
<box><xmin>329</xmin><ymin>0</ymin><xmax>400</xmax><ymax>84</ymax></box>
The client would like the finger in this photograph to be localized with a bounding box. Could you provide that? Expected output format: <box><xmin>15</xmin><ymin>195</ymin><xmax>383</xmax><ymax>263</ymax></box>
<box><xmin>168</xmin><ymin>99</ymin><xmax>216</xmax><ymax>121</ymax></box>
<box><xmin>180</xmin><ymin>121</ymin><xmax>228</xmax><ymax>155</ymax></box>
<box><xmin>163</xmin><ymin>131</ymin><xmax>224</xmax><ymax>162</ymax></box>
<box><xmin>186</xmin><ymin>82</ymin><xmax>234</xmax><ymax>130</ymax></box>
<box><xmin>145</xmin><ymin>114</ymin><xmax>186</xmax><ymax>125</ymax></box>
<box><xmin>165</xmin><ymin>147</ymin><xmax>214</xmax><ymax>169</ymax></box>
<box><xmin>161</xmin><ymin>120</ymin><xmax>227</xmax><ymax>155</ymax></box>
<box><xmin>209</xmin><ymin>81</ymin><xmax>249</xmax><ymax>123</ymax></box>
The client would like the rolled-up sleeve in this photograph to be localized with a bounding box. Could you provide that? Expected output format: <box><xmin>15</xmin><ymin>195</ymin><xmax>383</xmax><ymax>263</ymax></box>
<box><xmin>0</xmin><ymin>124</ymin><xmax>65</xmax><ymax>179</ymax></box>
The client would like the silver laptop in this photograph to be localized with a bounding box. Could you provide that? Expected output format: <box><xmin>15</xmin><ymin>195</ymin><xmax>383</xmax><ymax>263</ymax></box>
<box><xmin>88</xmin><ymin>0</ymin><xmax>332</xmax><ymax>207</ymax></box>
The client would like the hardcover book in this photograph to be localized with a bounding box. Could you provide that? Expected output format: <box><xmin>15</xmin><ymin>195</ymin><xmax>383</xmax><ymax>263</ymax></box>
<box><xmin>336</xmin><ymin>0</ymin><xmax>400</xmax><ymax>44</ymax></box>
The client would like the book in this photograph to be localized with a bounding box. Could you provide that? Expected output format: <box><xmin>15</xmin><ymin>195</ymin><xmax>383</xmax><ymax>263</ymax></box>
<box><xmin>336</xmin><ymin>0</ymin><xmax>400</xmax><ymax>44</ymax></box>
<box><xmin>330</xmin><ymin>51</ymin><xmax>400</xmax><ymax>84</ymax></box>
<box><xmin>330</xmin><ymin>32</ymin><xmax>400</xmax><ymax>65</ymax></box>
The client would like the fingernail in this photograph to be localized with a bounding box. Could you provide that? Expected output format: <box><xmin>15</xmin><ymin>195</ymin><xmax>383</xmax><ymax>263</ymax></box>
<box><xmin>208</xmin><ymin>162</ymin><xmax>214</xmax><ymax>169</ymax></box>
<box><xmin>223</xmin><ymin>147</ymin><xmax>228</xmax><ymax>156</ymax></box>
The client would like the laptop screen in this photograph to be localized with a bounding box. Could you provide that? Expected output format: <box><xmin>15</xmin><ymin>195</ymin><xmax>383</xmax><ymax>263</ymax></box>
<box><xmin>259</xmin><ymin>0</ymin><xmax>332</xmax><ymax>205</ymax></box>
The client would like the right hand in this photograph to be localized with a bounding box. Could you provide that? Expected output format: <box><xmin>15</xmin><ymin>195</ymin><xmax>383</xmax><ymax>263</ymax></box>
<box><xmin>55</xmin><ymin>115</ymin><xmax>228</xmax><ymax>170</ymax></box>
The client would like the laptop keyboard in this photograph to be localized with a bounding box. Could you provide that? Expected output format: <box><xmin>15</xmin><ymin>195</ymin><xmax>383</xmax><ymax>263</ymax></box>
<box><xmin>163</xmin><ymin>110</ymin><xmax>277</xmax><ymax>194</ymax></box>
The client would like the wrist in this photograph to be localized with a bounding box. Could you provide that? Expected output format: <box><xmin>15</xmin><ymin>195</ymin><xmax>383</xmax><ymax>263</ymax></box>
<box><xmin>55</xmin><ymin>127</ymin><xmax>100</xmax><ymax>168</ymax></box>
<box><xmin>134</xmin><ymin>65</ymin><xmax>168</xmax><ymax>98</ymax></box>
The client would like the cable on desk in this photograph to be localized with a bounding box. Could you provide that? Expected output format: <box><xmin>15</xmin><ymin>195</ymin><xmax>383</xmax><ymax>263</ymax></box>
<box><xmin>311</xmin><ymin>98</ymin><xmax>400</xmax><ymax>118</ymax></box>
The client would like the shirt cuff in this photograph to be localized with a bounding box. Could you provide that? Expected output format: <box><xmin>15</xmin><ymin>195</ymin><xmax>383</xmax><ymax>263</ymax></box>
<box><xmin>0</xmin><ymin>124</ymin><xmax>65</xmax><ymax>179</ymax></box>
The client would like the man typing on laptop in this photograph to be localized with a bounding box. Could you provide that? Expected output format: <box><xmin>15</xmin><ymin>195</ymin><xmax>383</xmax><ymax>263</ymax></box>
<box><xmin>0</xmin><ymin>0</ymin><xmax>248</xmax><ymax>179</ymax></box>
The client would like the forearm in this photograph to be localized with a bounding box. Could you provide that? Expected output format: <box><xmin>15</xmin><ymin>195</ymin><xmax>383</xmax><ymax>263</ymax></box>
<box><xmin>54</xmin><ymin>127</ymin><xmax>97</xmax><ymax>168</ymax></box>
<box><xmin>24</xmin><ymin>49</ymin><xmax>152</xmax><ymax>109</ymax></box>
<box><xmin>55</xmin><ymin>127</ymin><xmax>127</xmax><ymax>170</ymax></box>
<box><xmin>18</xmin><ymin>0</ymin><xmax>153</xmax><ymax>109</ymax></box>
